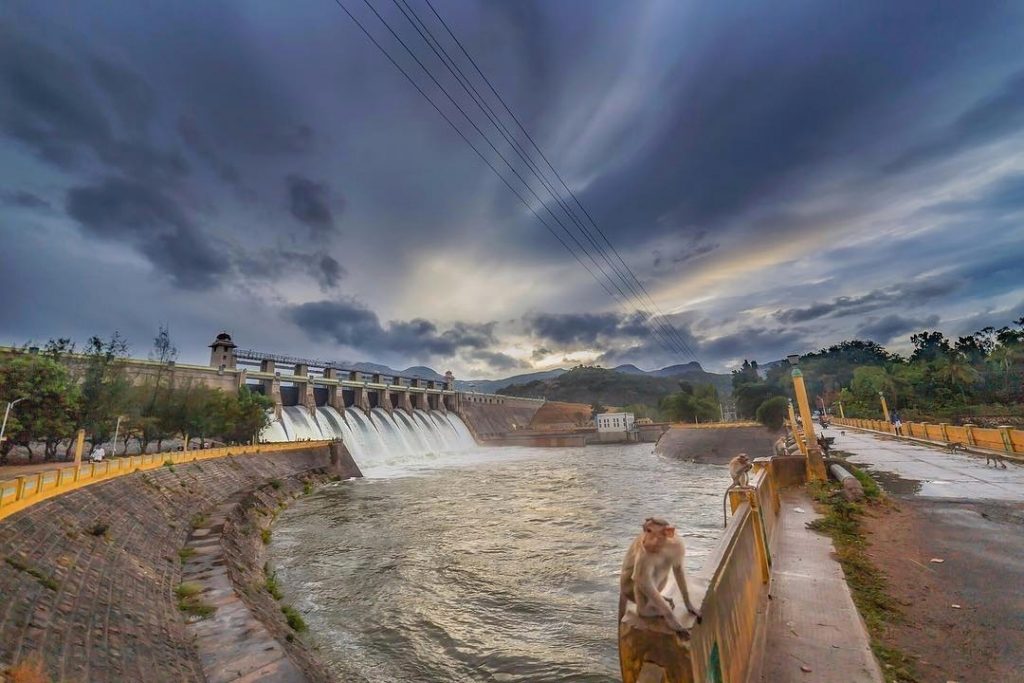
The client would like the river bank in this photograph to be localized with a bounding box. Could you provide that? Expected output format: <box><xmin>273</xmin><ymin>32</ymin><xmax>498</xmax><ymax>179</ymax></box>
<box><xmin>0</xmin><ymin>445</ymin><xmax>354</xmax><ymax>682</ymax></box>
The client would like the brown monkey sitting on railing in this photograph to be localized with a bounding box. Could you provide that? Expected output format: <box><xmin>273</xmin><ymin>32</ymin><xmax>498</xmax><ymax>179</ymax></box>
<box><xmin>619</xmin><ymin>517</ymin><xmax>702</xmax><ymax>635</ymax></box>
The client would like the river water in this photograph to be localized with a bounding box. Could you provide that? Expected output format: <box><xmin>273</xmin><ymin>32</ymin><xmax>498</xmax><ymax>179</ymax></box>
<box><xmin>268</xmin><ymin>444</ymin><xmax>729</xmax><ymax>682</ymax></box>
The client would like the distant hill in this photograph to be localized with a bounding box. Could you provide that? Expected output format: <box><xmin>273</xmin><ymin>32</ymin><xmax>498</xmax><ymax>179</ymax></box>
<box><xmin>456</xmin><ymin>368</ymin><xmax>567</xmax><ymax>394</ymax></box>
<box><xmin>339</xmin><ymin>359</ymin><xmax>730</xmax><ymax>397</ymax></box>
<box><xmin>496</xmin><ymin>365</ymin><xmax>729</xmax><ymax>408</ymax></box>
<box><xmin>401</xmin><ymin>365</ymin><xmax>447</xmax><ymax>381</ymax></box>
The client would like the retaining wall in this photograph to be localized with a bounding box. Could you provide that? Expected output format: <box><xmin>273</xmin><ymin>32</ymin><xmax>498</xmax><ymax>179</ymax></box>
<box><xmin>0</xmin><ymin>444</ymin><xmax>350</xmax><ymax>682</ymax></box>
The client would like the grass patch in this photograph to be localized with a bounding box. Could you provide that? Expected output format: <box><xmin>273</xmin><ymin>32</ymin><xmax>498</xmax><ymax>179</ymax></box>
<box><xmin>281</xmin><ymin>604</ymin><xmax>307</xmax><ymax>632</ymax></box>
<box><xmin>163</xmin><ymin>459</ymin><xmax>175</xmax><ymax>471</ymax></box>
<box><xmin>261</xmin><ymin>528</ymin><xmax>272</xmax><ymax>545</ymax></box>
<box><xmin>189</xmin><ymin>513</ymin><xmax>207</xmax><ymax>530</ymax></box>
<box><xmin>175</xmin><ymin>582</ymin><xmax>216</xmax><ymax>619</ymax></box>
<box><xmin>265</xmin><ymin>569</ymin><xmax>284</xmax><ymax>600</ymax></box>
<box><xmin>178</xmin><ymin>547</ymin><xmax>196</xmax><ymax>562</ymax></box>
<box><xmin>5</xmin><ymin>556</ymin><xmax>59</xmax><ymax>591</ymax></box>
<box><xmin>269</xmin><ymin>478</ymin><xmax>282</xmax><ymax>490</ymax></box>
<box><xmin>303</xmin><ymin>481</ymin><xmax>314</xmax><ymax>495</ymax></box>
<box><xmin>807</xmin><ymin>481</ymin><xmax>917</xmax><ymax>682</ymax></box>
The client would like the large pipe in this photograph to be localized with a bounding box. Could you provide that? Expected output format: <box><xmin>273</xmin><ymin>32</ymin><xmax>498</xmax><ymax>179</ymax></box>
<box><xmin>828</xmin><ymin>462</ymin><xmax>864</xmax><ymax>501</ymax></box>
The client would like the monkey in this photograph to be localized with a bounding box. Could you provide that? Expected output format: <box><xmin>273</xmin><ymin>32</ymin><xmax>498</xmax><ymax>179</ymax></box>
<box><xmin>619</xmin><ymin>517</ymin><xmax>701</xmax><ymax>634</ymax></box>
<box><xmin>946</xmin><ymin>442</ymin><xmax>966</xmax><ymax>453</ymax></box>
<box><xmin>985</xmin><ymin>452</ymin><xmax>1008</xmax><ymax>469</ymax></box>
<box><xmin>773</xmin><ymin>437</ymin><xmax>788</xmax><ymax>456</ymax></box>
<box><xmin>728</xmin><ymin>453</ymin><xmax>753</xmax><ymax>488</ymax></box>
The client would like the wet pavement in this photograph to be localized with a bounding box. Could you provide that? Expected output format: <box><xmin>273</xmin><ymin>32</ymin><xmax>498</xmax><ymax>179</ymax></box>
<box><xmin>820</xmin><ymin>427</ymin><xmax>1024</xmax><ymax>501</ymax></box>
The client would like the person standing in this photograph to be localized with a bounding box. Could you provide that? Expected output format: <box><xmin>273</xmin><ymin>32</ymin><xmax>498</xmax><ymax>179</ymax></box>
<box><xmin>892</xmin><ymin>412</ymin><xmax>903</xmax><ymax>436</ymax></box>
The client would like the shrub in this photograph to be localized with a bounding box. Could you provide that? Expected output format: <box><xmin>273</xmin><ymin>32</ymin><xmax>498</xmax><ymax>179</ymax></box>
<box><xmin>755</xmin><ymin>396</ymin><xmax>789</xmax><ymax>431</ymax></box>
<box><xmin>281</xmin><ymin>604</ymin><xmax>307</xmax><ymax>632</ymax></box>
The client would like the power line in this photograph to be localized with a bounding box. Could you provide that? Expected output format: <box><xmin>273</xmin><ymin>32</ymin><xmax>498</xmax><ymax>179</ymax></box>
<box><xmin>390</xmin><ymin>0</ymin><xmax>691</xmax><ymax>358</ymax></box>
<box><xmin>329</xmin><ymin>0</ymin><xmax>694</xmax><ymax>361</ymax></box>
<box><xmin>420</xmin><ymin>0</ymin><xmax>701</xmax><ymax>362</ymax></box>
<box><xmin>354</xmin><ymin>0</ymin><xmax>679</xmax><ymax>355</ymax></box>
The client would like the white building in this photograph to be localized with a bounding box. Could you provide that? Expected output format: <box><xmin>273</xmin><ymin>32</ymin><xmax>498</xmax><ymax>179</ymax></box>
<box><xmin>596</xmin><ymin>412</ymin><xmax>635</xmax><ymax>433</ymax></box>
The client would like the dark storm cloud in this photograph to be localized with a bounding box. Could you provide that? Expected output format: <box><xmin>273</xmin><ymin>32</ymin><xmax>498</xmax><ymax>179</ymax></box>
<box><xmin>286</xmin><ymin>174</ymin><xmax>338</xmax><ymax>237</ymax></box>
<box><xmin>775</xmin><ymin>278</ymin><xmax>962</xmax><ymax>324</ymax></box>
<box><xmin>525</xmin><ymin>311</ymin><xmax>650</xmax><ymax>346</ymax></box>
<box><xmin>177</xmin><ymin>115</ymin><xmax>240</xmax><ymax>185</ymax></box>
<box><xmin>886</xmin><ymin>69</ymin><xmax>1024</xmax><ymax>173</ymax></box>
<box><xmin>578</xmin><ymin>2</ymin><xmax>1004</xmax><ymax>243</ymax></box>
<box><xmin>234</xmin><ymin>250</ymin><xmax>346</xmax><ymax>292</ymax></box>
<box><xmin>857</xmin><ymin>314</ymin><xmax>941</xmax><ymax>343</ymax></box>
<box><xmin>288</xmin><ymin>299</ymin><xmax>496</xmax><ymax>357</ymax></box>
<box><xmin>0</xmin><ymin>29</ymin><xmax>187</xmax><ymax>180</ymax></box>
<box><xmin>1</xmin><ymin>190</ymin><xmax>49</xmax><ymax>209</ymax></box>
<box><xmin>66</xmin><ymin>177</ymin><xmax>228</xmax><ymax>288</ymax></box>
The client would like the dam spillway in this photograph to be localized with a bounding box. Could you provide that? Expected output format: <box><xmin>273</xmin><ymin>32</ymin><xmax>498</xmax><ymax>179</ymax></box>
<box><xmin>261</xmin><ymin>406</ymin><xmax>476</xmax><ymax>472</ymax></box>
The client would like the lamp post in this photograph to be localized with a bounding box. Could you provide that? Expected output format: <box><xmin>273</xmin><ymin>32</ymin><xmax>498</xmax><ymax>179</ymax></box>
<box><xmin>837</xmin><ymin>401</ymin><xmax>845</xmax><ymax>419</ymax></box>
<box><xmin>878</xmin><ymin>391</ymin><xmax>890</xmax><ymax>426</ymax></box>
<box><xmin>112</xmin><ymin>415</ymin><xmax>125</xmax><ymax>456</ymax></box>
<box><xmin>0</xmin><ymin>397</ymin><xmax>27</xmax><ymax>447</ymax></box>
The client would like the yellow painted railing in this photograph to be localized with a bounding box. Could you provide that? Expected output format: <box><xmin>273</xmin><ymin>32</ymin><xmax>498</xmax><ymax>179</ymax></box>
<box><xmin>669</xmin><ymin>421</ymin><xmax>762</xmax><ymax>430</ymax></box>
<box><xmin>832</xmin><ymin>417</ymin><xmax>1021</xmax><ymax>457</ymax></box>
<box><xmin>0</xmin><ymin>440</ymin><xmax>334</xmax><ymax>522</ymax></box>
<box><xmin>619</xmin><ymin>459</ymin><xmax>781</xmax><ymax>683</ymax></box>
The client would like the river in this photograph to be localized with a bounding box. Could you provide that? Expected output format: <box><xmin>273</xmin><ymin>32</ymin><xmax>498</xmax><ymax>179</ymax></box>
<box><xmin>267</xmin><ymin>444</ymin><xmax>729</xmax><ymax>682</ymax></box>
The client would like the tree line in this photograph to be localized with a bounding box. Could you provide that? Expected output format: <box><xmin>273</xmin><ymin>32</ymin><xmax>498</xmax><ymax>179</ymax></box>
<box><xmin>730</xmin><ymin>317</ymin><xmax>1024</xmax><ymax>427</ymax></box>
<box><xmin>0</xmin><ymin>328</ymin><xmax>272</xmax><ymax>464</ymax></box>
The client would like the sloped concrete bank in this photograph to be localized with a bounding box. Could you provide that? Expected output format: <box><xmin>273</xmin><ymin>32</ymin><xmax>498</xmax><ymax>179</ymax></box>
<box><xmin>0</xmin><ymin>445</ymin><xmax>358</xmax><ymax>682</ymax></box>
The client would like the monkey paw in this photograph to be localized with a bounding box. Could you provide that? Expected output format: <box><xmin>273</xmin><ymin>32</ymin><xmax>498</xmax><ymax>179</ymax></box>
<box><xmin>688</xmin><ymin>608</ymin><xmax>702</xmax><ymax>624</ymax></box>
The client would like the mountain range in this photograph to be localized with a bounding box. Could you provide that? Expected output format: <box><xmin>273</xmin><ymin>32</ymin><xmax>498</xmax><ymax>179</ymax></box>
<box><xmin>345</xmin><ymin>359</ymin><xmax>730</xmax><ymax>395</ymax></box>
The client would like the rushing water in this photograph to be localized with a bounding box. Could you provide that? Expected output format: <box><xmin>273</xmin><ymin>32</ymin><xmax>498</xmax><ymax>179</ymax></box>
<box><xmin>268</xmin><ymin>444</ymin><xmax>729</xmax><ymax>682</ymax></box>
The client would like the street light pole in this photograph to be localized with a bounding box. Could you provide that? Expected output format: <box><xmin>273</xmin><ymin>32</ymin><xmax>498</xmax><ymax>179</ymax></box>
<box><xmin>112</xmin><ymin>415</ymin><xmax>125</xmax><ymax>456</ymax></box>
<box><xmin>0</xmin><ymin>397</ymin><xmax>27</xmax><ymax>448</ymax></box>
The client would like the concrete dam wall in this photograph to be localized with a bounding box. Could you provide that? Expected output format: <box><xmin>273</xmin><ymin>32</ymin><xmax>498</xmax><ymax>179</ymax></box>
<box><xmin>0</xmin><ymin>446</ymin><xmax>357</xmax><ymax>682</ymax></box>
<box><xmin>458</xmin><ymin>395</ymin><xmax>545</xmax><ymax>439</ymax></box>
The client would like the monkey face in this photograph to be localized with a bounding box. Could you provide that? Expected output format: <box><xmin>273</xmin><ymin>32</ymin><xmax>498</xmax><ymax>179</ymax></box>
<box><xmin>641</xmin><ymin>519</ymin><xmax>675</xmax><ymax>552</ymax></box>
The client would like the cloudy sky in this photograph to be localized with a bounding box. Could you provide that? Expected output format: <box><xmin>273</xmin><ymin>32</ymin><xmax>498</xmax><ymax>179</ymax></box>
<box><xmin>2</xmin><ymin>1</ymin><xmax>1023</xmax><ymax>378</ymax></box>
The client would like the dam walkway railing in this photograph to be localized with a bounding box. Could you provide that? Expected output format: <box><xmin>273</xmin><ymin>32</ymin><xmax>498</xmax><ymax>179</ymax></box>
<box><xmin>833</xmin><ymin>416</ymin><xmax>1023</xmax><ymax>461</ymax></box>
<box><xmin>0</xmin><ymin>440</ymin><xmax>333</xmax><ymax>522</ymax></box>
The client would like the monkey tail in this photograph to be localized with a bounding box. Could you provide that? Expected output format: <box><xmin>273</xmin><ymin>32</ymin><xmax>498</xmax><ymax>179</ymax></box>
<box><xmin>617</xmin><ymin>592</ymin><xmax>627</xmax><ymax>625</ymax></box>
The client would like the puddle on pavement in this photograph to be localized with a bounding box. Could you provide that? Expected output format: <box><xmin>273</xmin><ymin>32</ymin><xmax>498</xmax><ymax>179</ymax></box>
<box><xmin>854</xmin><ymin>463</ymin><xmax>923</xmax><ymax>495</ymax></box>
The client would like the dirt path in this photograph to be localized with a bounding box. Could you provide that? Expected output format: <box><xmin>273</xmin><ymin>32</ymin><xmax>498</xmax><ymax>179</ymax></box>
<box><xmin>825</xmin><ymin>427</ymin><xmax>1024</xmax><ymax>682</ymax></box>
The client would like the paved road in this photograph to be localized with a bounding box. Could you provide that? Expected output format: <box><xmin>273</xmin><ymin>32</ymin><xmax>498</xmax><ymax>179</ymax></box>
<box><xmin>820</xmin><ymin>426</ymin><xmax>1024</xmax><ymax>682</ymax></box>
<box><xmin>820</xmin><ymin>426</ymin><xmax>1024</xmax><ymax>501</ymax></box>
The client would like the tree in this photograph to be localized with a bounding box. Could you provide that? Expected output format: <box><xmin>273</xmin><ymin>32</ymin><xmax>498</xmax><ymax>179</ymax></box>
<box><xmin>76</xmin><ymin>333</ymin><xmax>132</xmax><ymax>455</ymax></box>
<box><xmin>590</xmin><ymin>401</ymin><xmax>606</xmax><ymax>421</ymax></box>
<box><xmin>910</xmin><ymin>331</ymin><xmax>952</xmax><ymax>363</ymax></box>
<box><xmin>220</xmin><ymin>388</ymin><xmax>273</xmax><ymax>444</ymax></box>
<box><xmin>755</xmin><ymin>396</ymin><xmax>788</xmax><ymax>431</ymax></box>
<box><xmin>933</xmin><ymin>355</ymin><xmax>979</xmax><ymax>404</ymax></box>
<box><xmin>0</xmin><ymin>354</ymin><xmax>79</xmax><ymax>462</ymax></box>
<box><xmin>660</xmin><ymin>383</ymin><xmax>720</xmax><ymax>423</ymax></box>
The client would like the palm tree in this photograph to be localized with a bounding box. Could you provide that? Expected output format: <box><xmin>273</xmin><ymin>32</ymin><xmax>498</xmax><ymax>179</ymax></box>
<box><xmin>934</xmin><ymin>356</ymin><xmax>980</xmax><ymax>404</ymax></box>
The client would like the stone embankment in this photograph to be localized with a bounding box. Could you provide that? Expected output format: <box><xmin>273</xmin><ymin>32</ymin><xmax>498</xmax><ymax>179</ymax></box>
<box><xmin>0</xmin><ymin>445</ymin><xmax>358</xmax><ymax>682</ymax></box>
<box><xmin>655</xmin><ymin>424</ymin><xmax>780</xmax><ymax>464</ymax></box>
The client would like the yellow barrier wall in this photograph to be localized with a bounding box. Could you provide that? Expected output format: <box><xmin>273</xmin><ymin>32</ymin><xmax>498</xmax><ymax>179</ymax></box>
<box><xmin>833</xmin><ymin>418</ymin><xmax>1021</xmax><ymax>456</ymax></box>
<box><xmin>0</xmin><ymin>441</ymin><xmax>334</xmax><ymax>522</ymax></box>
